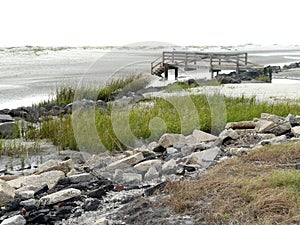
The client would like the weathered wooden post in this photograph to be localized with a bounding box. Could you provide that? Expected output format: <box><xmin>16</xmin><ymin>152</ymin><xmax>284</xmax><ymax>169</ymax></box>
<box><xmin>236</xmin><ymin>54</ymin><xmax>240</xmax><ymax>74</ymax></box>
<box><xmin>245</xmin><ymin>53</ymin><xmax>248</xmax><ymax>66</ymax></box>
<box><xmin>210</xmin><ymin>54</ymin><xmax>213</xmax><ymax>78</ymax></box>
<box><xmin>164</xmin><ymin>64</ymin><xmax>169</xmax><ymax>80</ymax></box>
<box><xmin>175</xmin><ymin>67</ymin><xmax>178</xmax><ymax>80</ymax></box>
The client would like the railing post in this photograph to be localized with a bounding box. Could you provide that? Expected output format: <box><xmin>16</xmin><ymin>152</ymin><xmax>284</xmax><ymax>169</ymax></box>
<box><xmin>162</xmin><ymin>52</ymin><xmax>165</xmax><ymax>64</ymax></box>
<box><xmin>185</xmin><ymin>52</ymin><xmax>188</xmax><ymax>69</ymax></box>
<box><xmin>236</xmin><ymin>54</ymin><xmax>240</xmax><ymax>74</ymax></box>
<box><xmin>245</xmin><ymin>53</ymin><xmax>248</xmax><ymax>66</ymax></box>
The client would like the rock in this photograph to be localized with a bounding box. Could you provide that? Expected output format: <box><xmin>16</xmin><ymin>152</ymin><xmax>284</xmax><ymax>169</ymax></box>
<box><xmin>257</xmin><ymin>133</ymin><xmax>276</xmax><ymax>140</ymax></box>
<box><xmin>88</xmin><ymin>184</ymin><xmax>114</xmax><ymax>198</ymax></box>
<box><xmin>35</xmin><ymin>159</ymin><xmax>74</xmax><ymax>175</ymax></box>
<box><xmin>187</xmin><ymin>147</ymin><xmax>220</xmax><ymax>167</ymax></box>
<box><xmin>83</xmin><ymin>198</ymin><xmax>101</xmax><ymax>211</ymax></box>
<box><xmin>133</xmin><ymin>159</ymin><xmax>162</xmax><ymax>173</ymax></box>
<box><xmin>0</xmin><ymin>122</ymin><xmax>15</xmax><ymax>138</ymax></box>
<box><xmin>0</xmin><ymin>215</ymin><xmax>26</xmax><ymax>225</ymax></box>
<box><xmin>192</xmin><ymin>129</ymin><xmax>218</xmax><ymax>142</ymax></box>
<box><xmin>219</xmin><ymin>128</ymin><xmax>239</xmax><ymax>140</ymax></box>
<box><xmin>0</xmin><ymin>180</ymin><xmax>15</xmax><ymax>207</ymax></box>
<box><xmin>162</xmin><ymin>159</ymin><xmax>177</xmax><ymax>175</ymax></box>
<box><xmin>158</xmin><ymin>133</ymin><xmax>186</xmax><ymax>148</ymax></box>
<box><xmin>122</xmin><ymin>173</ymin><xmax>143</xmax><ymax>185</ymax></box>
<box><xmin>34</xmin><ymin>184</ymin><xmax>49</xmax><ymax>197</ymax></box>
<box><xmin>113</xmin><ymin>169</ymin><xmax>124</xmax><ymax>183</ymax></box>
<box><xmin>148</xmin><ymin>141</ymin><xmax>159</xmax><ymax>150</ymax></box>
<box><xmin>261</xmin><ymin>113</ymin><xmax>281</xmax><ymax>123</ymax></box>
<box><xmin>7</xmin><ymin>170</ymin><xmax>64</xmax><ymax>189</ymax></box>
<box><xmin>255</xmin><ymin>120</ymin><xmax>276</xmax><ymax>133</ymax></box>
<box><xmin>181</xmin><ymin>145</ymin><xmax>193</xmax><ymax>156</ymax></box>
<box><xmin>68</xmin><ymin>173</ymin><xmax>93</xmax><ymax>183</ymax></box>
<box><xmin>259</xmin><ymin>135</ymin><xmax>287</xmax><ymax>145</ymax></box>
<box><xmin>229</xmin><ymin>147</ymin><xmax>248</xmax><ymax>156</ymax></box>
<box><xmin>39</xmin><ymin>188</ymin><xmax>81</xmax><ymax>206</ymax></box>
<box><xmin>291</xmin><ymin>126</ymin><xmax>300</xmax><ymax>137</ymax></box>
<box><xmin>268</xmin><ymin>121</ymin><xmax>291</xmax><ymax>136</ymax></box>
<box><xmin>20</xmin><ymin>199</ymin><xmax>37</xmax><ymax>207</ymax></box>
<box><xmin>94</xmin><ymin>218</ymin><xmax>109</xmax><ymax>225</ymax></box>
<box><xmin>106</xmin><ymin>153</ymin><xmax>144</xmax><ymax>171</ymax></box>
<box><xmin>0</xmin><ymin>115</ymin><xmax>14</xmax><ymax>123</ymax></box>
<box><xmin>225</xmin><ymin>121</ymin><xmax>256</xmax><ymax>130</ymax></box>
<box><xmin>153</xmin><ymin>145</ymin><xmax>166</xmax><ymax>153</ymax></box>
<box><xmin>185</xmin><ymin>134</ymin><xmax>197</xmax><ymax>146</ymax></box>
<box><xmin>166</xmin><ymin>147</ymin><xmax>178</xmax><ymax>154</ymax></box>
<box><xmin>15</xmin><ymin>190</ymin><xmax>35</xmax><ymax>199</ymax></box>
<box><xmin>58</xmin><ymin>150</ymin><xmax>91</xmax><ymax>164</ymax></box>
<box><xmin>144</xmin><ymin>166</ymin><xmax>160</xmax><ymax>181</ymax></box>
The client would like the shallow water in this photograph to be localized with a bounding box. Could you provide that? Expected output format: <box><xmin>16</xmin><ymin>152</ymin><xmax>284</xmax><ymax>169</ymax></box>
<box><xmin>1</xmin><ymin>47</ymin><xmax>300</xmax><ymax>109</ymax></box>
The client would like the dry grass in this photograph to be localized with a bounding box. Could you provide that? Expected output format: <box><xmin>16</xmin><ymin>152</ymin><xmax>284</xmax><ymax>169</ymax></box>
<box><xmin>162</xmin><ymin>142</ymin><xmax>300</xmax><ymax>225</ymax></box>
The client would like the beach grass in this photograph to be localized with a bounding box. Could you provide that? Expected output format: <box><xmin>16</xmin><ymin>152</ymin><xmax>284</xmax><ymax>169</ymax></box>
<box><xmin>35</xmin><ymin>90</ymin><xmax>300</xmax><ymax>151</ymax></box>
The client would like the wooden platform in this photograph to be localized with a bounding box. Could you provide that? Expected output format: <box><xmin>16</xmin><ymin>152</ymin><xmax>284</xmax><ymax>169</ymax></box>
<box><xmin>151</xmin><ymin>51</ymin><xmax>263</xmax><ymax>80</ymax></box>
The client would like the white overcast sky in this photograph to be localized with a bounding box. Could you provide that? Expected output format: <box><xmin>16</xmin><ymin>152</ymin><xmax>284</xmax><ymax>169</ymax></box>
<box><xmin>0</xmin><ymin>0</ymin><xmax>299</xmax><ymax>47</ymax></box>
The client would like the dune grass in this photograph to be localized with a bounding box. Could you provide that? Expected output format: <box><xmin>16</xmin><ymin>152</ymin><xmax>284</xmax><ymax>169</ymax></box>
<box><xmin>35</xmin><ymin>90</ymin><xmax>300</xmax><ymax>151</ymax></box>
<box><xmin>163</xmin><ymin>142</ymin><xmax>300</xmax><ymax>224</ymax></box>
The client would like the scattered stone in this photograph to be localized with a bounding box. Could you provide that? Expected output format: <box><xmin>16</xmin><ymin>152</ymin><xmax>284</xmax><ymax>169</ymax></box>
<box><xmin>144</xmin><ymin>166</ymin><xmax>160</xmax><ymax>181</ymax></box>
<box><xmin>254</xmin><ymin>119</ymin><xmax>276</xmax><ymax>133</ymax></box>
<box><xmin>187</xmin><ymin>147</ymin><xmax>220</xmax><ymax>167</ymax></box>
<box><xmin>219</xmin><ymin>128</ymin><xmax>239</xmax><ymax>140</ymax></box>
<box><xmin>83</xmin><ymin>198</ymin><xmax>101</xmax><ymax>211</ymax></box>
<box><xmin>192</xmin><ymin>129</ymin><xmax>218</xmax><ymax>143</ymax></box>
<box><xmin>162</xmin><ymin>159</ymin><xmax>177</xmax><ymax>175</ymax></box>
<box><xmin>122</xmin><ymin>173</ymin><xmax>143</xmax><ymax>185</ymax></box>
<box><xmin>134</xmin><ymin>159</ymin><xmax>162</xmax><ymax>173</ymax></box>
<box><xmin>158</xmin><ymin>133</ymin><xmax>186</xmax><ymax>148</ymax></box>
<box><xmin>225</xmin><ymin>121</ymin><xmax>256</xmax><ymax>130</ymax></box>
<box><xmin>268</xmin><ymin>121</ymin><xmax>291</xmax><ymax>136</ymax></box>
<box><xmin>166</xmin><ymin>147</ymin><xmax>178</xmax><ymax>154</ymax></box>
<box><xmin>291</xmin><ymin>126</ymin><xmax>300</xmax><ymax>137</ymax></box>
<box><xmin>261</xmin><ymin>113</ymin><xmax>281</xmax><ymax>123</ymax></box>
<box><xmin>0</xmin><ymin>215</ymin><xmax>26</xmax><ymax>225</ymax></box>
<box><xmin>94</xmin><ymin>218</ymin><xmax>109</xmax><ymax>225</ymax></box>
<box><xmin>39</xmin><ymin>188</ymin><xmax>81</xmax><ymax>206</ymax></box>
<box><xmin>8</xmin><ymin>170</ymin><xmax>64</xmax><ymax>189</ymax></box>
<box><xmin>0</xmin><ymin>180</ymin><xmax>15</xmax><ymax>207</ymax></box>
<box><xmin>106</xmin><ymin>153</ymin><xmax>144</xmax><ymax>171</ymax></box>
<box><xmin>68</xmin><ymin>173</ymin><xmax>93</xmax><ymax>183</ymax></box>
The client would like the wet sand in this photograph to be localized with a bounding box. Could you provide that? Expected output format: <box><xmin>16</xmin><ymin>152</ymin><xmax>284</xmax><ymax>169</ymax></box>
<box><xmin>1</xmin><ymin>46</ymin><xmax>300</xmax><ymax>109</ymax></box>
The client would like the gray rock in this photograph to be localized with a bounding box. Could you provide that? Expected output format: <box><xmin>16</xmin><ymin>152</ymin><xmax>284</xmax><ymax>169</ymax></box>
<box><xmin>0</xmin><ymin>215</ymin><xmax>26</xmax><ymax>225</ymax></box>
<box><xmin>39</xmin><ymin>188</ymin><xmax>81</xmax><ymax>206</ymax></box>
<box><xmin>35</xmin><ymin>159</ymin><xmax>74</xmax><ymax>175</ymax></box>
<box><xmin>0</xmin><ymin>180</ymin><xmax>15</xmax><ymax>207</ymax></box>
<box><xmin>7</xmin><ymin>170</ymin><xmax>65</xmax><ymax>189</ymax></box>
<box><xmin>20</xmin><ymin>198</ymin><xmax>37</xmax><ymax>207</ymax></box>
<box><xmin>259</xmin><ymin>135</ymin><xmax>287</xmax><ymax>145</ymax></box>
<box><xmin>122</xmin><ymin>173</ymin><xmax>142</xmax><ymax>185</ymax></box>
<box><xmin>106</xmin><ymin>153</ymin><xmax>144</xmax><ymax>171</ymax></box>
<box><xmin>0</xmin><ymin>115</ymin><xmax>14</xmax><ymax>123</ymax></box>
<box><xmin>268</xmin><ymin>121</ymin><xmax>291</xmax><ymax>136</ymax></box>
<box><xmin>0</xmin><ymin>122</ymin><xmax>15</xmax><ymax>138</ymax></box>
<box><xmin>261</xmin><ymin>113</ymin><xmax>281</xmax><ymax>123</ymax></box>
<box><xmin>192</xmin><ymin>129</ymin><xmax>218</xmax><ymax>143</ymax></box>
<box><xmin>187</xmin><ymin>147</ymin><xmax>220</xmax><ymax>167</ymax></box>
<box><xmin>225</xmin><ymin>121</ymin><xmax>255</xmax><ymax>130</ymax></box>
<box><xmin>144</xmin><ymin>166</ymin><xmax>160</xmax><ymax>181</ymax></box>
<box><xmin>94</xmin><ymin>218</ymin><xmax>109</xmax><ymax>225</ymax></box>
<box><xmin>219</xmin><ymin>128</ymin><xmax>239</xmax><ymax>140</ymax></box>
<box><xmin>113</xmin><ymin>169</ymin><xmax>124</xmax><ymax>183</ymax></box>
<box><xmin>133</xmin><ymin>159</ymin><xmax>162</xmax><ymax>173</ymax></box>
<box><xmin>181</xmin><ymin>145</ymin><xmax>193</xmax><ymax>156</ymax></box>
<box><xmin>68</xmin><ymin>173</ymin><xmax>93</xmax><ymax>183</ymax></box>
<box><xmin>15</xmin><ymin>190</ymin><xmax>34</xmax><ymax>199</ymax></box>
<box><xmin>158</xmin><ymin>133</ymin><xmax>186</xmax><ymax>148</ymax></box>
<box><xmin>291</xmin><ymin>126</ymin><xmax>300</xmax><ymax>137</ymax></box>
<box><xmin>162</xmin><ymin>159</ymin><xmax>177</xmax><ymax>175</ymax></box>
<box><xmin>166</xmin><ymin>147</ymin><xmax>178</xmax><ymax>155</ymax></box>
<box><xmin>255</xmin><ymin>119</ymin><xmax>276</xmax><ymax>133</ymax></box>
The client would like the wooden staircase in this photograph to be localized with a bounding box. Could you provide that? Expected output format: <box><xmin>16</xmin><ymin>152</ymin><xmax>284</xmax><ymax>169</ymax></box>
<box><xmin>151</xmin><ymin>56</ymin><xmax>164</xmax><ymax>77</ymax></box>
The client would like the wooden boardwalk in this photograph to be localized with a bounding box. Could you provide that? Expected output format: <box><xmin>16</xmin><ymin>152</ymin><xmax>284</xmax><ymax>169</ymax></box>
<box><xmin>151</xmin><ymin>51</ymin><xmax>263</xmax><ymax>80</ymax></box>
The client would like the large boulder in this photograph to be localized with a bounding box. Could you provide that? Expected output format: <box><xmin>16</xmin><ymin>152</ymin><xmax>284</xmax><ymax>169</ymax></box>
<box><xmin>0</xmin><ymin>180</ymin><xmax>15</xmax><ymax>207</ymax></box>
<box><xmin>255</xmin><ymin>120</ymin><xmax>276</xmax><ymax>133</ymax></box>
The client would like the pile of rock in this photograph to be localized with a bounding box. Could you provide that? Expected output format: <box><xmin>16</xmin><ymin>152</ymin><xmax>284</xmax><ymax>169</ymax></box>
<box><xmin>1</xmin><ymin>112</ymin><xmax>299</xmax><ymax>224</ymax></box>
